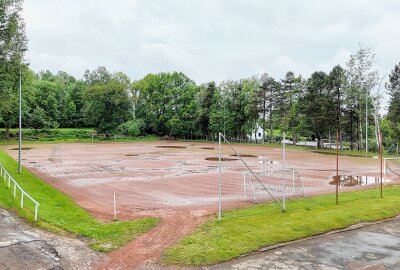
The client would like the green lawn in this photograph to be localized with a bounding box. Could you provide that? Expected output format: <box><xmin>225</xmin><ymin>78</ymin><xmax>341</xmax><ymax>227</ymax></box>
<box><xmin>164</xmin><ymin>186</ymin><xmax>400</xmax><ymax>266</ymax></box>
<box><xmin>0</xmin><ymin>128</ymin><xmax>160</xmax><ymax>144</ymax></box>
<box><xmin>0</xmin><ymin>149</ymin><xmax>159</xmax><ymax>252</ymax></box>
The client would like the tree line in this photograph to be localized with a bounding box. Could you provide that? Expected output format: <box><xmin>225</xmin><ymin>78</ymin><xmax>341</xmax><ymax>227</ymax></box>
<box><xmin>1</xmin><ymin>0</ymin><xmax>399</xmax><ymax>151</ymax></box>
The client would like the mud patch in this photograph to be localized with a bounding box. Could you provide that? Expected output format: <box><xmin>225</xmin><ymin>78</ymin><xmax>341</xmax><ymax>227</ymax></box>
<box><xmin>156</xmin><ymin>146</ymin><xmax>186</xmax><ymax>149</ymax></box>
<box><xmin>201</xmin><ymin>147</ymin><xmax>215</xmax><ymax>150</ymax></box>
<box><xmin>10</xmin><ymin>147</ymin><xmax>34</xmax><ymax>151</ymax></box>
<box><xmin>125</xmin><ymin>154</ymin><xmax>139</xmax><ymax>157</ymax></box>
<box><xmin>230</xmin><ymin>154</ymin><xmax>257</xmax><ymax>158</ymax></box>
<box><xmin>205</xmin><ymin>157</ymin><xmax>239</xmax><ymax>161</ymax></box>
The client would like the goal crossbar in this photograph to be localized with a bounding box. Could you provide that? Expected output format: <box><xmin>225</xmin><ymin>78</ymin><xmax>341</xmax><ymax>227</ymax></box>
<box><xmin>384</xmin><ymin>157</ymin><xmax>400</xmax><ymax>184</ymax></box>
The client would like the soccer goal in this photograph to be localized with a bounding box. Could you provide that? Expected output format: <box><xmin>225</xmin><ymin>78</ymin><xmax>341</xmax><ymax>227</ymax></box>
<box><xmin>384</xmin><ymin>157</ymin><xmax>400</xmax><ymax>184</ymax></box>
<box><xmin>243</xmin><ymin>167</ymin><xmax>306</xmax><ymax>203</ymax></box>
<box><xmin>49</xmin><ymin>144</ymin><xmax>63</xmax><ymax>163</ymax></box>
<box><xmin>217</xmin><ymin>132</ymin><xmax>305</xmax><ymax>220</ymax></box>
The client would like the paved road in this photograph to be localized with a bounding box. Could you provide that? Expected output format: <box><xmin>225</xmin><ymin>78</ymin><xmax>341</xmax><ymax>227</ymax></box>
<box><xmin>0</xmin><ymin>209</ymin><xmax>104</xmax><ymax>270</ymax></box>
<box><xmin>210</xmin><ymin>218</ymin><xmax>400</xmax><ymax>270</ymax></box>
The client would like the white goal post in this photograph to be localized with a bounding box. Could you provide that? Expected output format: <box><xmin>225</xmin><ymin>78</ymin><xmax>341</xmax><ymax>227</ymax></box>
<box><xmin>384</xmin><ymin>157</ymin><xmax>400</xmax><ymax>184</ymax></box>
<box><xmin>217</xmin><ymin>132</ymin><xmax>307</xmax><ymax>220</ymax></box>
<box><xmin>243</xmin><ymin>168</ymin><xmax>306</xmax><ymax>203</ymax></box>
<box><xmin>49</xmin><ymin>144</ymin><xmax>63</xmax><ymax>163</ymax></box>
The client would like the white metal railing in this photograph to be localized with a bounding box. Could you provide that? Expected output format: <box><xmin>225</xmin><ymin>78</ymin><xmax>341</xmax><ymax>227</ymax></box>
<box><xmin>0</xmin><ymin>163</ymin><xmax>40</xmax><ymax>222</ymax></box>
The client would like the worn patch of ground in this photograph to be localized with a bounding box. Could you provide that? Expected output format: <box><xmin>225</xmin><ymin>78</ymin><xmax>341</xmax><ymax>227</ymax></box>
<box><xmin>0</xmin><ymin>208</ymin><xmax>105</xmax><ymax>270</ymax></box>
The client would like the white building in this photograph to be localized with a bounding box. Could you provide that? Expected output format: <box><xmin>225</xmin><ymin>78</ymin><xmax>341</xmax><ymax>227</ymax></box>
<box><xmin>248</xmin><ymin>123</ymin><xmax>267</xmax><ymax>142</ymax></box>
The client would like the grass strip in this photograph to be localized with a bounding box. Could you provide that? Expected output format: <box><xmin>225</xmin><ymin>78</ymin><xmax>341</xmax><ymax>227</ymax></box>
<box><xmin>0</xmin><ymin>149</ymin><xmax>159</xmax><ymax>252</ymax></box>
<box><xmin>164</xmin><ymin>186</ymin><xmax>400</xmax><ymax>265</ymax></box>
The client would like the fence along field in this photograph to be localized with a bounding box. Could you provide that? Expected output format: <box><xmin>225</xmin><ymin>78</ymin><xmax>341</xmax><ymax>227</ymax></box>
<box><xmin>0</xmin><ymin>163</ymin><xmax>40</xmax><ymax>222</ymax></box>
<box><xmin>217</xmin><ymin>132</ymin><xmax>396</xmax><ymax>219</ymax></box>
<box><xmin>217</xmin><ymin>132</ymin><xmax>306</xmax><ymax>219</ymax></box>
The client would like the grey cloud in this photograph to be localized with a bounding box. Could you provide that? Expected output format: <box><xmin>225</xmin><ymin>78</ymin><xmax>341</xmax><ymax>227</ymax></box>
<box><xmin>23</xmin><ymin>0</ymin><xmax>400</xmax><ymax>87</ymax></box>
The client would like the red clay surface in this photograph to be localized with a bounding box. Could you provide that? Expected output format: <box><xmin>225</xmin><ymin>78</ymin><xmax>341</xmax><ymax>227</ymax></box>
<box><xmin>4</xmin><ymin>141</ymin><xmax>399</xmax><ymax>269</ymax></box>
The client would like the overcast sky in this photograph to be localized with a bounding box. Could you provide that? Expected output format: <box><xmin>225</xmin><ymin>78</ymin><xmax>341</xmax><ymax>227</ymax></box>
<box><xmin>23</xmin><ymin>0</ymin><xmax>400</xmax><ymax>86</ymax></box>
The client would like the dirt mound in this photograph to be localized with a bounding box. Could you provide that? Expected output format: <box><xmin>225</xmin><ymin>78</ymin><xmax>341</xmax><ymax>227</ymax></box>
<box><xmin>160</xmin><ymin>135</ymin><xmax>176</xmax><ymax>141</ymax></box>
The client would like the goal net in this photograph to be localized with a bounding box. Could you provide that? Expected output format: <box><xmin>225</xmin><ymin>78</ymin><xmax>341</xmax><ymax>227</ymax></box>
<box><xmin>384</xmin><ymin>157</ymin><xmax>400</xmax><ymax>184</ymax></box>
<box><xmin>49</xmin><ymin>144</ymin><xmax>63</xmax><ymax>163</ymax></box>
<box><xmin>217</xmin><ymin>133</ymin><xmax>306</xmax><ymax>220</ymax></box>
<box><xmin>243</xmin><ymin>167</ymin><xmax>305</xmax><ymax>203</ymax></box>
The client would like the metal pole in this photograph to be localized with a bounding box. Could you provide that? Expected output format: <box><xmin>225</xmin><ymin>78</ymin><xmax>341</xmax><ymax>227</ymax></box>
<box><xmin>366</xmin><ymin>90</ymin><xmax>368</xmax><ymax>158</ymax></box>
<box><xmin>34</xmin><ymin>204</ymin><xmax>38</xmax><ymax>222</ymax></box>
<box><xmin>18</xmin><ymin>61</ymin><xmax>22</xmax><ymax>174</ymax></box>
<box><xmin>223</xmin><ymin>100</ymin><xmax>226</xmax><ymax>138</ymax></box>
<box><xmin>113</xmin><ymin>192</ymin><xmax>117</xmax><ymax>219</ymax></box>
<box><xmin>218</xmin><ymin>132</ymin><xmax>222</xmax><ymax>221</ymax></box>
<box><xmin>20</xmin><ymin>192</ymin><xmax>24</xmax><ymax>208</ymax></box>
<box><xmin>384</xmin><ymin>158</ymin><xmax>387</xmax><ymax>185</ymax></box>
<box><xmin>282</xmin><ymin>132</ymin><xmax>286</xmax><ymax>212</ymax></box>
<box><xmin>329</xmin><ymin>131</ymin><xmax>331</xmax><ymax>150</ymax></box>
<box><xmin>380</xmin><ymin>130</ymin><xmax>383</xmax><ymax>198</ymax></box>
<box><xmin>336</xmin><ymin>131</ymin><xmax>339</xmax><ymax>205</ymax></box>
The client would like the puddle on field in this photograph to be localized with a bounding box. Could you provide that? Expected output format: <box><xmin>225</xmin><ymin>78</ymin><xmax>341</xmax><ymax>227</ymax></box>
<box><xmin>329</xmin><ymin>175</ymin><xmax>384</xmax><ymax>187</ymax></box>
<box><xmin>156</xmin><ymin>146</ymin><xmax>187</xmax><ymax>149</ymax></box>
<box><xmin>10</xmin><ymin>147</ymin><xmax>34</xmax><ymax>150</ymax></box>
<box><xmin>205</xmin><ymin>157</ymin><xmax>239</xmax><ymax>161</ymax></box>
<box><xmin>230</xmin><ymin>154</ymin><xmax>257</xmax><ymax>158</ymax></box>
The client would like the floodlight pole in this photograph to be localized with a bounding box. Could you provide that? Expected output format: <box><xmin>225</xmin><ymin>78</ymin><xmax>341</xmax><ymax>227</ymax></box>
<box><xmin>380</xmin><ymin>130</ymin><xmax>383</xmax><ymax>198</ymax></box>
<box><xmin>218</xmin><ymin>132</ymin><xmax>222</xmax><ymax>221</ymax></box>
<box><xmin>18</xmin><ymin>58</ymin><xmax>22</xmax><ymax>174</ymax></box>
<box><xmin>282</xmin><ymin>132</ymin><xmax>286</xmax><ymax>212</ymax></box>
<box><xmin>336</xmin><ymin>131</ymin><xmax>339</xmax><ymax>205</ymax></box>
<box><xmin>365</xmin><ymin>89</ymin><xmax>368</xmax><ymax>158</ymax></box>
<box><xmin>223</xmin><ymin>98</ymin><xmax>226</xmax><ymax>138</ymax></box>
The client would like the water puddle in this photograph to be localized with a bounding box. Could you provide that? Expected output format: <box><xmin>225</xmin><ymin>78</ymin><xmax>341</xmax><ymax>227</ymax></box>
<box><xmin>230</xmin><ymin>154</ymin><xmax>257</xmax><ymax>158</ymax></box>
<box><xmin>156</xmin><ymin>146</ymin><xmax>186</xmax><ymax>149</ymax></box>
<box><xmin>329</xmin><ymin>175</ymin><xmax>383</xmax><ymax>187</ymax></box>
<box><xmin>10</xmin><ymin>147</ymin><xmax>34</xmax><ymax>150</ymax></box>
<box><xmin>205</xmin><ymin>157</ymin><xmax>239</xmax><ymax>161</ymax></box>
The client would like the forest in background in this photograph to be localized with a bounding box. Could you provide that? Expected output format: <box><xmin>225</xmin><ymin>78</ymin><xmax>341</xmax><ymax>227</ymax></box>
<box><xmin>1</xmin><ymin>0</ymin><xmax>400</xmax><ymax>152</ymax></box>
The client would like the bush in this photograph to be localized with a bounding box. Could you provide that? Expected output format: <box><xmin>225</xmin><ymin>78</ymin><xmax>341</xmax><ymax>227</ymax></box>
<box><xmin>117</xmin><ymin>120</ymin><xmax>143</xmax><ymax>137</ymax></box>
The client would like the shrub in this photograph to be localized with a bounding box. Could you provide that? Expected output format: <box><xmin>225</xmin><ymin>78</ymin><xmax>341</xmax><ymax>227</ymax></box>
<box><xmin>117</xmin><ymin>120</ymin><xmax>143</xmax><ymax>137</ymax></box>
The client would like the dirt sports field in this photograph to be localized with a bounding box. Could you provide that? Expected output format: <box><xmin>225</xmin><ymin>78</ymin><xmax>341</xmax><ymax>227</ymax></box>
<box><xmin>5</xmin><ymin>141</ymin><xmax>399</xmax><ymax>269</ymax></box>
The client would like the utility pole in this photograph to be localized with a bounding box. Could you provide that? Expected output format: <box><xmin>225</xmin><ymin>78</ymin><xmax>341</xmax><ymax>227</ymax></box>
<box><xmin>18</xmin><ymin>46</ymin><xmax>26</xmax><ymax>174</ymax></box>
<box><xmin>365</xmin><ymin>88</ymin><xmax>368</xmax><ymax>158</ymax></box>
